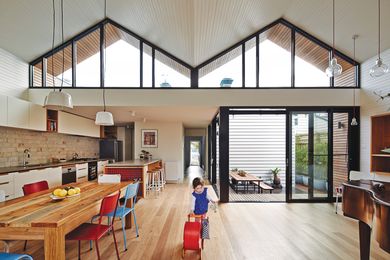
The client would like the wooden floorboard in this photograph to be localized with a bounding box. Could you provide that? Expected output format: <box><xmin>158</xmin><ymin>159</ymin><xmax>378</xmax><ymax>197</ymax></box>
<box><xmin>5</xmin><ymin>175</ymin><xmax>390</xmax><ymax>260</ymax></box>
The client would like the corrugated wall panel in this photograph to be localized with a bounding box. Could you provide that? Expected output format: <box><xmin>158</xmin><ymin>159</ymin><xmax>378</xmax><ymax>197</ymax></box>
<box><xmin>0</xmin><ymin>48</ymin><xmax>28</xmax><ymax>99</ymax></box>
<box><xmin>229</xmin><ymin>114</ymin><xmax>286</xmax><ymax>185</ymax></box>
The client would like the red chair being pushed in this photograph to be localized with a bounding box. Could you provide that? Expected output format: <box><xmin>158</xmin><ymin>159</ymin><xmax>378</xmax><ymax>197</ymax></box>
<box><xmin>182</xmin><ymin>214</ymin><xmax>204</xmax><ymax>259</ymax></box>
<box><xmin>66</xmin><ymin>192</ymin><xmax>121</xmax><ymax>260</ymax></box>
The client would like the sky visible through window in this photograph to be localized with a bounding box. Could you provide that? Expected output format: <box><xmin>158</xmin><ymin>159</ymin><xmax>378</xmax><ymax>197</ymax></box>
<box><xmin>56</xmin><ymin>39</ymin><xmax>329</xmax><ymax>87</ymax></box>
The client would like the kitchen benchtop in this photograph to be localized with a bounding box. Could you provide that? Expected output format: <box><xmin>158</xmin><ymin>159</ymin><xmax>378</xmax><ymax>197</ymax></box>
<box><xmin>106</xmin><ymin>159</ymin><xmax>161</xmax><ymax>167</ymax></box>
<box><xmin>0</xmin><ymin>159</ymin><xmax>109</xmax><ymax>175</ymax></box>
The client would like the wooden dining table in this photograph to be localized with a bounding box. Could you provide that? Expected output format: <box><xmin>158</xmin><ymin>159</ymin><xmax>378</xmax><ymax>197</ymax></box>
<box><xmin>229</xmin><ymin>171</ymin><xmax>262</xmax><ymax>193</ymax></box>
<box><xmin>0</xmin><ymin>181</ymin><xmax>133</xmax><ymax>260</ymax></box>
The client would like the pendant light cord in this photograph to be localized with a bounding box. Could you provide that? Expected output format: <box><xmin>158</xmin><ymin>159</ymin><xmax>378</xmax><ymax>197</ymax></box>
<box><xmin>51</xmin><ymin>0</ymin><xmax>56</xmax><ymax>90</ymax></box>
<box><xmin>332</xmin><ymin>0</ymin><xmax>335</xmax><ymax>58</ymax></box>
<box><xmin>352</xmin><ymin>35</ymin><xmax>357</xmax><ymax>118</ymax></box>
<box><xmin>378</xmin><ymin>0</ymin><xmax>381</xmax><ymax>59</ymax></box>
<box><xmin>103</xmin><ymin>0</ymin><xmax>107</xmax><ymax>111</ymax></box>
<box><xmin>60</xmin><ymin>0</ymin><xmax>65</xmax><ymax>90</ymax></box>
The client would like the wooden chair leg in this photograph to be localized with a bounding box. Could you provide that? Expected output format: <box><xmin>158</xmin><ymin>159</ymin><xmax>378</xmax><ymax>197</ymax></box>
<box><xmin>23</xmin><ymin>240</ymin><xmax>28</xmax><ymax>251</ymax></box>
<box><xmin>95</xmin><ymin>240</ymin><xmax>101</xmax><ymax>260</ymax></box>
<box><xmin>112</xmin><ymin>228</ymin><xmax>120</xmax><ymax>260</ymax></box>
<box><xmin>182</xmin><ymin>248</ymin><xmax>185</xmax><ymax>258</ymax></box>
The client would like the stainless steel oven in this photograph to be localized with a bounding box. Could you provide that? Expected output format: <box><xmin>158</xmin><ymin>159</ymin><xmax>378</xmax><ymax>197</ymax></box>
<box><xmin>62</xmin><ymin>165</ymin><xmax>76</xmax><ymax>185</ymax></box>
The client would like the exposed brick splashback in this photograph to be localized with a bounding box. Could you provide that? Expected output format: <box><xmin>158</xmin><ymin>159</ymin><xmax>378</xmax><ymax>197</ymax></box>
<box><xmin>0</xmin><ymin>126</ymin><xmax>99</xmax><ymax>167</ymax></box>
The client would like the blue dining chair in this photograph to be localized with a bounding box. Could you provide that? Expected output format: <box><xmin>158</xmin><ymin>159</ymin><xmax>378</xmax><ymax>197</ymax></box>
<box><xmin>0</xmin><ymin>253</ymin><xmax>33</xmax><ymax>260</ymax></box>
<box><xmin>90</xmin><ymin>182</ymin><xmax>139</xmax><ymax>251</ymax></box>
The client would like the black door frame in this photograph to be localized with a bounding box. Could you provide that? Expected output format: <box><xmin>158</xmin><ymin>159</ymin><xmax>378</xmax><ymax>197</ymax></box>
<box><xmin>286</xmin><ymin>107</ymin><xmax>360</xmax><ymax>203</ymax></box>
<box><xmin>214</xmin><ymin>106</ymin><xmax>360</xmax><ymax>203</ymax></box>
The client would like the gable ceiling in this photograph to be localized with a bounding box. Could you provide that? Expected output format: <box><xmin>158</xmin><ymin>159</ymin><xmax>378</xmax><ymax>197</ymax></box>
<box><xmin>0</xmin><ymin>0</ymin><xmax>389</xmax><ymax>66</ymax></box>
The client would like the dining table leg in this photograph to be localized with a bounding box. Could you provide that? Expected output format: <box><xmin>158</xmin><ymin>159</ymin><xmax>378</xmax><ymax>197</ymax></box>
<box><xmin>44</xmin><ymin>226</ymin><xmax>65</xmax><ymax>260</ymax></box>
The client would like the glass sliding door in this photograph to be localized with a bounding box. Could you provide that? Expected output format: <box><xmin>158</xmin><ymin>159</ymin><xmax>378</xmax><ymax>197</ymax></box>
<box><xmin>289</xmin><ymin>111</ymin><xmax>329</xmax><ymax>201</ymax></box>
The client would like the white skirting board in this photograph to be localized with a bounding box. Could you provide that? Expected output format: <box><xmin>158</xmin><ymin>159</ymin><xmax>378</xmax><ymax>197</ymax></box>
<box><xmin>165</xmin><ymin>161</ymin><xmax>181</xmax><ymax>183</ymax></box>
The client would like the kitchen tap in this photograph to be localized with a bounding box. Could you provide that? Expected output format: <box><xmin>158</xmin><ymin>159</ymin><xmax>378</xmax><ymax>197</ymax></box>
<box><xmin>23</xmin><ymin>148</ymin><xmax>31</xmax><ymax>166</ymax></box>
<box><xmin>72</xmin><ymin>153</ymin><xmax>79</xmax><ymax>160</ymax></box>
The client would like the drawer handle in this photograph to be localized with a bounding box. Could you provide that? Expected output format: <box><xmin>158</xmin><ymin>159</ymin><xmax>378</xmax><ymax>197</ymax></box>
<box><xmin>78</xmin><ymin>176</ymin><xmax>87</xmax><ymax>179</ymax></box>
<box><xmin>78</xmin><ymin>168</ymin><xmax>87</xmax><ymax>170</ymax></box>
<box><xmin>5</xmin><ymin>195</ymin><xmax>9</xmax><ymax>198</ymax></box>
<box><xmin>0</xmin><ymin>181</ymin><xmax>10</xmax><ymax>185</ymax></box>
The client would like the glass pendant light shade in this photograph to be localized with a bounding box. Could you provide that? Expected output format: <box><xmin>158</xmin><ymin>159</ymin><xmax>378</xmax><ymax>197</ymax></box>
<box><xmin>43</xmin><ymin>90</ymin><xmax>73</xmax><ymax>110</ymax></box>
<box><xmin>326</xmin><ymin>57</ymin><xmax>343</xmax><ymax>77</ymax></box>
<box><xmin>351</xmin><ymin>117</ymin><xmax>358</xmax><ymax>126</ymax></box>
<box><xmin>370</xmin><ymin>58</ymin><xmax>389</xmax><ymax>77</ymax></box>
<box><xmin>95</xmin><ymin>111</ymin><xmax>114</xmax><ymax>126</ymax></box>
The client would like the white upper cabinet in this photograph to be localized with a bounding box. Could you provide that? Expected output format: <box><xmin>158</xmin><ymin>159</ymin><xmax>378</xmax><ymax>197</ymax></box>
<box><xmin>0</xmin><ymin>94</ymin><xmax>7</xmax><ymax>126</ymax></box>
<box><xmin>29</xmin><ymin>103</ymin><xmax>46</xmax><ymax>131</ymax></box>
<box><xmin>58</xmin><ymin>111</ymin><xmax>100</xmax><ymax>138</ymax></box>
<box><xmin>7</xmin><ymin>96</ymin><xmax>29</xmax><ymax>129</ymax></box>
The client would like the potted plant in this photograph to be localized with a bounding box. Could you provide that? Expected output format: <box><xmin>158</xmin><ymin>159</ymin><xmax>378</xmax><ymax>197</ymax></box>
<box><xmin>271</xmin><ymin>168</ymin><xmax>281</xmax><ymax>185</ymax></box>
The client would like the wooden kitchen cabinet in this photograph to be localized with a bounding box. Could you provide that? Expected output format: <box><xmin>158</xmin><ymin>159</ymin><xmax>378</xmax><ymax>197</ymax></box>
<box><xmin>0</xmin><ymin>94</ymin><xmax>7</xmax><ymax>126</ymax></box>
<box><xmin>7</xmin><ymin>96</ymin><xmax>29</xmax><ymax>129</ymax></box>
<box><xmin>76</xmin><ymin>163</ymin><xmax>88</xmax><ymax>183</ymax></box>
<box><xmin>29</xmin><ymin>103</ymin><xmax>46</xmax><ymax>131</ymax></box>
<box><xmin>58</xmin><ymin>111</ymin><xmax>100</xmax><ymax>138</ymax></box>
<box><xmin>0</xmin><ymin>173</ymin><xmax>15</xmax><ymax>201</ymax></box>
<box><xmin>13</xmin><ymin>167</ymin><xmax>62</xmax><ymax>198</ymax></box>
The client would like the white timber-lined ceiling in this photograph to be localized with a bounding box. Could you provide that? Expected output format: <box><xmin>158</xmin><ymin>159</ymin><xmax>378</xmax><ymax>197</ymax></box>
<box><xmin>0</xmin><ymin>0</ymin><xmax>389</xmax><ymax>66</ymax></box>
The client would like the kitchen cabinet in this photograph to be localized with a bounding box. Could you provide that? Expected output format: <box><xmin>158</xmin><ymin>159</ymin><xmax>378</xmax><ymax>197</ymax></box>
<box><xmin>58</xmin><ymin>111</ymin><xmax>100</xmax><ymax>138</ymax></box>
<box><xmin>0</xmin><ymin>94</ymin><xmax>7</xmax><ymax>126</ymax></box>
<box><xmin>13</xmin><ymin>167</ymin><xmax>61</xmax><ymax>198</ymax></box>
<box><xmin>29</xmin><ymin>103</ymin><xmax>46</xmax><ymax>131</ymax></box>
<box><xmin>7</xmin><ymin>96</ymin><xmax>29</xmax><ymax>129</ymax></box>
<box><xmin>76</xmin><ymin>163</ymin><xmax>88</xmax><ymax>183</ymax></box>
<box><xmin>0</xmin><ymin>173</ymin><xmax>15</xmax><ymax>201</ymax></box>
<box><xmin>45</xmin><ymin>167</ymin><xmax>62</xmax><ymax>187</ymax></box>
<box><xmin>98</xmin><ymin>160</ymin><xmax>109</xmax><ymax>174</ymax></box>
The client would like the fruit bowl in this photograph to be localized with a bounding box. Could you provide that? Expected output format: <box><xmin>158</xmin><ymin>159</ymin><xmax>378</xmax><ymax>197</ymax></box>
<box><xmin>50</xmin><ymin>186</ymin><xmax>81</xmax><ymax>200</ymax></box>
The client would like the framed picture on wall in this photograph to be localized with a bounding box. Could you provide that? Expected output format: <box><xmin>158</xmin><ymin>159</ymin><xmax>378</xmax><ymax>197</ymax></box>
<box><xmin>141</xmin><ymin>129</ymin><xmax>158</xmax><ymax>148</ymax></box>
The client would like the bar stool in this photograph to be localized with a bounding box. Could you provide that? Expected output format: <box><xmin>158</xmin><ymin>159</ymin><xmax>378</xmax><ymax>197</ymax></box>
<box><xmin>146</xmin><ymin>170</ymin><xmax>161</xmax><ymax>196</ymax></box>
<box><xmin>155</xmin><ymin>162</ymin><xmax>166</xmax><ymax>190</ymax></box>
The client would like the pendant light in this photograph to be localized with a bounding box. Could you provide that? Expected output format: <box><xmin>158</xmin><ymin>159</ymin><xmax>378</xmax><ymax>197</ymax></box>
<box><xmin>44</xmin><ymin>0</ymin><xmax>73</xmax><ymax>110</ymax></box>
<box><xmin>351</xmin><ymin>35</ymin><xmax>358</xmax><ymax>126</ymax></box>
<box><xmin>326</xmin><ymin>0</ymin><xmax>342</xmax><ymax>77</ymax></box>
<box><xmin>95</xmin><ymin>0</ymin><xmax>114</xmax><ymax>126</ymax></box>
<box><xmin>370</xmin><ymin>0</ymin><xmax>389</xmax><ymax>77</ymax></box>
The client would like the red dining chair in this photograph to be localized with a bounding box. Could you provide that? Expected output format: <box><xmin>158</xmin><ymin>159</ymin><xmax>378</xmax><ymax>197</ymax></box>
<box><xmin>22</xmin><ymin>181</ymin><xmax>49</xmax><ymax>196</ymax></box>
<box><xmin>66</xmin><ymin>192</ymin><xmax>121</xmax><ymax>260</ymax></box>
<box><xmin>22</xmin><ymin>180</ymin><xmax>49</xmax><ymax>251</ymax></box>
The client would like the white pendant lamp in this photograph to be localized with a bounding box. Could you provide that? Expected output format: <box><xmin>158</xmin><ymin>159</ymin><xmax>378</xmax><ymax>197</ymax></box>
<box><xmin>370</xmin><ymin>0</ymin><xmax>389</xmax><ymax>77</ymax></box>
<box><xmin>95</xmin><ymin>0</ymin><xmax>114</xmax><ymax>126</ymax></box>
<box><xmin>44</xmin><ymin>91</ymin><xmax>73</xmax><ymax>110</ymax></box>
<box><xmin>43</xmin><ymin>0</ymin><xmax>73</xmax><ymax>110</ymax></box>
<box><xmin>351</xmin><ymin>35</ymin><xmax>358</xmax><ymax>126</ymax></box>
<box><xmin>326</xmin><ymin>0</ymin><xmax>342</xmax><ymax>77</ymax></box>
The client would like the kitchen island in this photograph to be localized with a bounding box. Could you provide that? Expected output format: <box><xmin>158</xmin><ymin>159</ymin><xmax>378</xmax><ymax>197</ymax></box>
<box><xmin>104</xmin><ymin>159</ymin><xmax>162</xmax><ymax>198</ymax></box>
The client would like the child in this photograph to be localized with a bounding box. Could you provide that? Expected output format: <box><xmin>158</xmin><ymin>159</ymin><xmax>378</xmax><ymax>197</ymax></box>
<box><xmin>190</xmin><ymin>177</ymin><xmax>216</xmax><ymax>216</ymax></box>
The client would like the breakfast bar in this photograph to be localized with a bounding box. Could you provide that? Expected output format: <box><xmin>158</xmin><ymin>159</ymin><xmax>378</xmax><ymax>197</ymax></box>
<box><xmin>104</xmin><ymin>159</ymin><xmax>162</xmax><ymax>198</ymax></box>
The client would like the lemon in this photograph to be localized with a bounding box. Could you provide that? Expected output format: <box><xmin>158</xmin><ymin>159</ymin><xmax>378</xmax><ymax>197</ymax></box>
<box><xmin>58</xmin><ymin>189</ymin><xmax>68</xmax><ymax>197</ymax></box>
<box><xmin>74</xmin><ymin>187</ymin><xmax>81</xmax><ymax>194</ymax></box>
<box><xmin>53</xmin><ymin>189</ymin><xmax>63</xmax><ymax>196</ymax></box>
<box><xmin>67</xmin><ymin>189</ymin><xmax>76</xmax><ymax>196</ymax></box>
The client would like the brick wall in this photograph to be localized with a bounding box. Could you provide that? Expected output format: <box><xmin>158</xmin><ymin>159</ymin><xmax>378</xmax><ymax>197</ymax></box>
<box><xmin>0</xmin><ymin>126</ymin><xmax>99</xmax><ymax>167</ymax></box>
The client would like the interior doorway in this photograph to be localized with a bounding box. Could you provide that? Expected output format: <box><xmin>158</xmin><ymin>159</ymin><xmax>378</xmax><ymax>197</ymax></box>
<box><xmin>184</xmin><ymin>136</ymin><xmax>206</xmax><ymax>170</ymax></box>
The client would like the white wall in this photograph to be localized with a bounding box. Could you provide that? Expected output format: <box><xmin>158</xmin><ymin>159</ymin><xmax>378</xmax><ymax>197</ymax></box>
<box><xmin>29</xmin><ymin>88</ymin><xmax>359</xmax><ymax>107</ymax></box>
<box><xmin>134</xmin><ymin>121</ymin><xmax>184</xmax><ymax>181</ymax></box>
<box><xmin>0</xmin><ymin>48</ymin><xmax>28</xmax><ymax>99</ymax></box>
<box><xmin>360</xmin><ymin>48</ymin><xmax>390</xmax><ymax>182</ymax></box>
